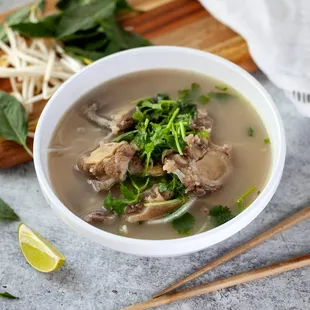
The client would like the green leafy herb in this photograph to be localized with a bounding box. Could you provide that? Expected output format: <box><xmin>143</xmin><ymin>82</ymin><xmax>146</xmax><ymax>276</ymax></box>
<box><xmin>11</xmin><ymin>14</ymin><xmax>62</xmax><ymax>38</ymax></box>
<box><xmin>208</xmin><ymin>92</ymin><xmax>234</xmax><ymax>102</ymax></box>
<box><xmin>248</xmin><ymin>127</ymin><xmax>254</xmax><ymax>137</ymax></box>
<box><xmin>116</xmin><ymin>0</ymin><xmax>136</xmax><ymax>12</ymax></box>
<box><xmin>236</xmin><ymin>185</ymin><xmax>256</xmax><ymax>209</ymax></box>
<box><xmin>0</xmin><ymin>292</ymin><xmax>19</xmax><ymax>299</ymax></box>
<box><xmin>199</xmin><ymin>95</ymin><xmax>210</xmax><ymax>104</ymax></box>
<box><xmin>209</xmin><ymin>205</ymin><xmax>234</xmax><ymax>226</ymax></box>
<box><xmin>113</xmin><ymin>130</ymin><xmax>137</xmax><ymax>142</ymax></box>
<box><xmin>57</xmin><ymin>0</ymin><xmax>117</xmax><ymax>38</ymax></box>
<box><xmin>0</xmin><ymin>197</ymin><xmax>19</xmax><ymax>221</ymax></box>
<box><xmin>264</xmin><ymin>138</ymin><xmax>271</xmax><ymax>144</ymax></box>
<box><xmin>215</xmin><ymin>85</ymin><xmax>228</xmax><ymax>91</ymax></box>
<box><xmin>178</xmin><ymin>83</ymin><xmax>200</xmax><ymax>105</ymax></box>
<box><xmin>0</xmin><ymin>92</ymin><xmax>32</xmax><ymax>156</ymax></box>
<box><xmin>172</xmin><ymin>212</ymin><xmax>195</xmax><ymax>234</ymax></box>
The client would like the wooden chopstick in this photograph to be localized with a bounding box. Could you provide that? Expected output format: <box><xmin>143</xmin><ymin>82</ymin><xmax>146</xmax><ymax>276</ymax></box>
<box><xmin>122</xmin><ymin>253</ymin><xmax>310</xmax><ymax>310</ymax></box>
<box><xmin>153</xmin><ymin>206</ymin><xmax>310</xmax><ymax>298</ymax></box>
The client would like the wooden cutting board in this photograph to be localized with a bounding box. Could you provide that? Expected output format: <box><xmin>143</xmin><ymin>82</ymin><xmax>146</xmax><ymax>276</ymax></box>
<box><xmin>0</xmin><ymin>0</ymin><xmax>257</xmax><ymax>169</ymax></box>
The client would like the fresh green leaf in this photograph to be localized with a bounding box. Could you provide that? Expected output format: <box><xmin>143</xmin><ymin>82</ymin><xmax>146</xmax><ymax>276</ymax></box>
<box><xmin>172</xmin><ymin>212</ymin><xmax>195</xmax><ymax>234</ymax></box>
<box><xmin>209</xmin><ymin>205</ymin><xmax>234</xmax><ymax>226</ymax></box>
<box><xmin>264</xmin><ymin>137</ymin><xmax>270</xmax><ymax>144</ymax></box>
<box><xmin>56</xmin><ymin>0</ymin><xmax>94</xmax><ymax>10</ymax></box>
<box><xmin>57</xmin><ymin>0</ymin><xmax>116</xmax><ymax>38</ymax></box>
<box><xmin>0</xmin><ymin>24</ymin><xmax>7</xmax><ymax>42</ymax></box>
<box><xmin>116</xmin><ymin>0</ymin><xmax>136</xmax><ymax>12</ymax></box>
<box><xmin>215</xmin><ymin>85</ymin><xmax>228</xmax><ymax>91</ymax></box>
<box><xmin>199</xmin><ymin>95</ymin><xmax>210</xmax><ymax>104</ymax></box>
<box><xmin>38</xmin><ymin>0</ymin><xmax>46</xmax><ymax>12</ymax></box>
<box><xmin>0</xmin><ymin>197</ymin><xmax>19</xmax><ymax>221</ymax></box>
<box><xmin>248</xmin><ymin>127</ymin><xmax>254</xmax><ymax>137</ymax></box>
<box><xmin>11</xmin><ymin>14</ymin><xmax>62</xmax><ymax>38</ymax></box>
<box><xmin>64</xmin><ymin>43</ymin><xmax>120</xmax><ymax>61</ymax></box>
<box><xmin>5</xmin><ymin>5</ymin><xmax>32</xmax><ymax>25</ymax></box>
<box><xmin>120</xmin><ymin>184</ymin><xmax>136</xmax><ymax>201</ymax></box>
<box><xmin>155</xmin><ymin>93</ymin><xmax>170</xmax><ymax>101</ymax></box>
<box><xmin>99</xmin><ymin>16</ymin><xmax>151</xmax><ymax>49</ymax></box>
<box><xmin>132</xmin><ymin>110</ymin><xmax>144</xmax><ymax>122</ymax></box>
<box><xmin>0</xmin><ymin>292</ymin><xmax>18</xmax><ymax>299</ymax></box>
<box><xmin>208</xmin><ymin>92</ymin><xmax>234</xmax><ymax>102</ymax></box>
<box><xmin>178</xmin><ymin>83</ymin><xmax>200</xmax><ymax>105</ymax></box>
<box><xmin>158</xmin><ymin>183</ymin><xmax>169</xmax><ymax>193</ymax></box>
<box><xmin>103</xmin><ymin>192</ymin><xmax>127</xmax><ymax>216</ymax></box>
<box><xmin>0</xmin><ymin>92</ymin><xmax>32</xmax><ymax>156</ymax></box>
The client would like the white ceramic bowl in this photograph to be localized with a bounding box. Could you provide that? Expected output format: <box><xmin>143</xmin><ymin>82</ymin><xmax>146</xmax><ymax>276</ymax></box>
<box><xmin>34</xmin><ymin>46</ymin><xmax>286</xmax><ymax>257</ymax></box>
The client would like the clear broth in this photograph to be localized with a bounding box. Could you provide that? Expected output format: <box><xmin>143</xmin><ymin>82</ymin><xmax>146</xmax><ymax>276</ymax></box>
<box><xmin>48</xmin><ymin>69</ymin><xmax>271</xmax><ymax>240</ymax></box>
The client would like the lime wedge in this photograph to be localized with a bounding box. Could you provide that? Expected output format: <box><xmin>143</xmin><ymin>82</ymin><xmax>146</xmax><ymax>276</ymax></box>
<box><xmin>18</xmin><ymin>223</ymin><xmax>65</xmax><ymax>273</ymax></box>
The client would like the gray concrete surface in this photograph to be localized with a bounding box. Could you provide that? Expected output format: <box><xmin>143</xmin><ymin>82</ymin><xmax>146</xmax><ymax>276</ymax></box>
<box><xmin>1</xmin><ymin>1</ymin><xmax>310</xmax><ymax>310</ymax></box>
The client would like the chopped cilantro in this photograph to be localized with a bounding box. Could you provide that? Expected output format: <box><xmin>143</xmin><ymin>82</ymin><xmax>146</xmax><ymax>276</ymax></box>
<box><xmin>248</xmin><ymin>127</ymin><xmax>254</xmax><ymax>137</ymax></box>
<box><xmin>264</xmin><ymin>138</ymin><xmax>271</xmax><ymax>144</ymax></box>
<box><xmin>199</xmin><ymin>95</ymin><xmax>210</xmax><ymax>104</ymax></box>
<box><xmin>209</xmin><ymin>205</ymin><xmax>234</xmax><ymax>226</ymax></box>
<box><xmin>215</xmin><ymin>85</ymin><xmax>228</xmax><ymax>91</ymax></box>
<box><xmin>172</xmin><ymin>212</ymin><xmax>195</xmax><ymax>234</ymax></box>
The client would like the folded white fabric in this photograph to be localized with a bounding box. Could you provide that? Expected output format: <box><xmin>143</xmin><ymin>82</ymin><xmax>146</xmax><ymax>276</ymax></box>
<box><xmin>199</xmin><ymin>0</ymin><xmax>310</xmax><ymax>116</ymax></box>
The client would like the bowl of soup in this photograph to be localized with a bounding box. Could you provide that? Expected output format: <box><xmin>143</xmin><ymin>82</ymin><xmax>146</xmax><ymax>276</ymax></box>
<box><xmin>34</xmin><ymin>46</ymin><xmax>286</xmax><ymax>257</ymax></box>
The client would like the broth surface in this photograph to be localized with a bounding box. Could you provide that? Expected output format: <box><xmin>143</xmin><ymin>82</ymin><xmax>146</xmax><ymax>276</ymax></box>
<box><xmin>49</xmin><ymin>69</ymin><xmax>271</xmax><ymax>240</ymax></box>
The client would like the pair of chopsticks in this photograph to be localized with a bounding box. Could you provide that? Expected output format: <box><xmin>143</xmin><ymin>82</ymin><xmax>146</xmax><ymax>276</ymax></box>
<box><xmin>123</xmin><ymin>206</ymin><xmax>310</xmax><ymax>310</ymax></box>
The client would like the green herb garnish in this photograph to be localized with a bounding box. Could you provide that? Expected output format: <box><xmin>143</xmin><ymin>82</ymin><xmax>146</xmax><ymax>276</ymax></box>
<box><xmin>215</xmin><ymin>85</ymin><xmax>228</xmax><ymax>91</ymax></box>
<box><xmin>172</xmin><ymin>212</ymin><xmax>195</xmax><ymax>235</ymax></box>
<box><xmin>208</xmin><ymin>92</ymin><xmax>234</xmax><ymax>102</ymax></box>
<box><xmin>0</xmin><ymin>292</ymin><xmax>19</xmax><ymax>299</ymax></box>
<box><xmin>0</xmin><ymin>92</ymin><xmax>32</xmax><ymax>157</ymax></box>
<box><xmin>209</xmin><ymin>205</ymin><xmax>234</xmax><ymax>226</ymax></box>
<box><xmin>248</xmin><ymin>127</ymin><xmax>254</xmax><ymax>137</ymax></box>
<box><xmin>0</xmin><ymin>197</ymin><xmax>19</xmax><ymax>221</ymax></box>
<box><xmin>198</xmin><ymin>95</ymin><xmax>210</xmax><ymax>104</ymax></box>
<box><xmin>264</xmin><ymin>138</ymin><xmax>271</xmax><ymax>144</ymax></box>
<box><xmin>236</xmin><ymin>186</ymin><xmax>256</xmax><ymax>209</ymax></box>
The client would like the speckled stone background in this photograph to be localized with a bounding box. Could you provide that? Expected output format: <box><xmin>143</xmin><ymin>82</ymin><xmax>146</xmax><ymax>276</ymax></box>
<box><xmin>1</xmin><ymin>2</ymin><xmax>310</xmax><ymax>310</ymax></box>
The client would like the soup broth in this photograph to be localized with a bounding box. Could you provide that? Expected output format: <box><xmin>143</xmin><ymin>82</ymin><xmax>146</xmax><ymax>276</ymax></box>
<box><xmin>49</xmin><ymin>69</ymin><xmax>271</xmax><ymax>240</ymax></box>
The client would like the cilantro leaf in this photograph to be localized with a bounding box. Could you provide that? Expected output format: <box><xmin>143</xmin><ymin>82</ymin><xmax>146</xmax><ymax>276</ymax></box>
<box><xmin>120</xmin><ymin>184</ymin><xmax>136</xmax><ymax>201</ymax></box>
<box><xmin>264</xmin><ymin>138</ymin><xmax>271</xmax><ymax>144</ymax></box>
<box><xmin>215</xmin><ymin>85</ymin><xmax>228</xmax><ymax>91</ymax></box>
<box><xmin>199</xmin><ymin>95</ymin><xmax>210</xmax><ymax>104</ymax></box>
<box><xmin>103</xmin><ymin>192</ymin><xmax>127</xmax><ymax>216</ymax></box>
<box><xmin>172</xmin><ymin>213</ymin><xmax>195</xmax><ymax>235</ymax></box>
<box><xmin>209</xmin><ymin>205</ymin><xmax>234</xmax><ymax>226</ymax></box>
<box><xmin>208</xmin><ymin>92</ymin><xmax>234</xmax><ymax>102</ymax></box>
<box><xmin>248</xmin><ymin>127</ymin><xmax>254</xmax><ymax>137</ymax></box>
<box><xmin>0</xmin><ymin>292</ymin><xmax>18</xmax><ymax>299</ymax></box>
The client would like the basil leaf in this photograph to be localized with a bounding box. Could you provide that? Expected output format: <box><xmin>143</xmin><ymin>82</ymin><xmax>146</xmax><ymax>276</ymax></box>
<box><xmin>0</xmin><ymin>292</ymin><xmax>18</xmax><ymax>299</ymax></box>
<box><xmin>100</xmin><ymin>16</ymin><xmax>151</xmax><ymax>49</ymax></box>
<box><xmin>0</xmin><ymin>197</ymin><xmax>19</xmax><ymax>221</ymax></box>
<box><xmin>57</xmin><ymin>0</ymin><xmax>116</xmax><ymax>38</ymax></box>
<box><xmin>11</xmin><ymin>14</ymin><xmax>62</xmax><ymax>38</ymax></box>
<box><xmin>172</xmin><ymin>213</ymin><xmax>195</xmax><ymax>235</ymax></box>
<box><xmin>0</xmin><ymin>92</ymin><xmax>29</xmax><ymax>151</ymax></box>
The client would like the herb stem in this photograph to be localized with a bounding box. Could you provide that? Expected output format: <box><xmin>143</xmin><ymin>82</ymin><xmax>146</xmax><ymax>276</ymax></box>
<box><xmin>172</xmin><ymin>123</ymin><xmax>183</xmax><ymax>155</ymax></box>
<box><xmin>236</xmin><ymin>185</ymin><xmax>256</xmax><ymax>209</ymax></box>
<box><xmin>166</xmin><ymin>108</ymin><xmax>180</xmax><ymax>130</ymax></box>
<box><xmin>179</xmin><ymin>121</ymin><xmax>186</xmax><ymax>140</ymax></box>
<box><xmin>22</xmin><ymin>142</ymin><xmax>33</xmax><ymax>157</ymax></box>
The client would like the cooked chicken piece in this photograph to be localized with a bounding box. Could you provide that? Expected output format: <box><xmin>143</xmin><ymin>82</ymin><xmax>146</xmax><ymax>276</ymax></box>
<box><xmin>163</xmin><ymin>135</ymin><xmax>232</xmax><ymax>196</ymax></box>
<box><xmin>84</xmin><ymin>103</ymin><xmax>135</xmax><ymax>135</ymax></box>
<box><xmin>77</xmin><ymin>141</ymin><xmax>136</xmax><ymax>191</ymax></box>
<box><xmin>83</xmin><ymin>210</ymin><xmax>117</xmax><ymax>224</ymax></box>
<box><xmin>125</xmin><ymin>185</ymin><xmax>178</xmax><ymax>223</ymax></box>
<box><xmin>191</xmin><ymin>110</ymin><xmax>213</xmax><ymax>132</ymax></box>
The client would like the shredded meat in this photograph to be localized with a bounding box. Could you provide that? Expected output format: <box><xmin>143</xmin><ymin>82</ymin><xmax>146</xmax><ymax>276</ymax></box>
<box><xmin>163</xmin><ymin>134</ymin><xmax>232</xmax><ymax>196</ymax></box>
<box><xmin>125</xmin><ymin>185</ymin><xmax>176</xmax><ymax>223</ymax></box>
<box><xmin>191</xmin><ymin>110</ymin><xmax>213</xmax><ymax>132</ymax></box>
<box><xmin>84</xmin><ymin>103</ymin><xmax>135</xmax><ymax>135</ymax></box>
<box><xmin>77</xmin><ymin>141</ymin><xmax>136</xmax><ymax>191</ymax></box>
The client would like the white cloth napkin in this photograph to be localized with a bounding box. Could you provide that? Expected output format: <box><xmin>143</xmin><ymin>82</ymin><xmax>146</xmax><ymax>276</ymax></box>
<box><xmin>199</xmin><ymin>0</ymin><xmax>310</xmax><ymax>116</ymax></box>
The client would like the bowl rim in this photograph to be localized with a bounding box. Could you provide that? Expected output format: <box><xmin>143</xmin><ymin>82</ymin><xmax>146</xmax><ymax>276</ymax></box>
<box><xmin>34</xmin><ymin>46</ymin><xmax>286</xmax><ymax>255</ymax></box>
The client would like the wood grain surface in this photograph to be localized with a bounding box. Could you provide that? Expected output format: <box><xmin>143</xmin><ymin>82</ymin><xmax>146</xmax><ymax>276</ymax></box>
<box><xmin>0</xmin><ymin>0</ymin><xmax>256</xmax><ymax>169</ymax></box>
